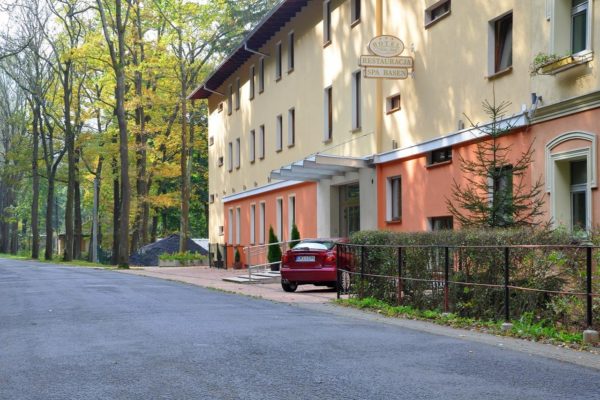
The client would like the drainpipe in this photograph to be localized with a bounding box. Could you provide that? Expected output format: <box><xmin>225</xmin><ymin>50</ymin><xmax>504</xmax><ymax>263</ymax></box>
<box><xmin>375</xmin><ymin>0</ymin><xmax>384</xmax><ymax>154</ymax></box>
<box><xmin>244</xmin><ymin>42</ymin><xmax>270</xmax><ymax>58</ymax></box>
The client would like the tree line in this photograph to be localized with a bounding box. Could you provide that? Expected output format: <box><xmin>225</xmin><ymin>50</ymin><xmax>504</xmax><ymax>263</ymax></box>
<box><xmin>0</xmin><ymin>0</ymin><xmax>277</xmax><ymax>266</ymax></box>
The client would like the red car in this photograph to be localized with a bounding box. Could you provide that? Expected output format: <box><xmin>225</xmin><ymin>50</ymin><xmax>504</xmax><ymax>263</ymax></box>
<box><xmin>280</xmin><ymin>238</ymin><xmax>351</xmax><ymax>292</ymax></box>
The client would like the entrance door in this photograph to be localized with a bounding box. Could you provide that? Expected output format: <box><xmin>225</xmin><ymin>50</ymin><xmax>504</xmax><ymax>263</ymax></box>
<box><xmin>339</xmin><ymin>183</ymin><xmax>360</xmax><ymax>237</ymax></box>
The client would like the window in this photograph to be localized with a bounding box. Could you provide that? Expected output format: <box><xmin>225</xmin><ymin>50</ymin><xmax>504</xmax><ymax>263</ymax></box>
<box><xmin>227</xmin><ymin>142</ymin><xmax>233</xmax><ymax>172</ymax></box>
<box><xmin>430</xmin><ymin>216</ymin><xmax>453</xmax><ymax>231</ymax></box>
<box><xmin>235</xmin><ymin>77</ymin><xmax>240</xmax><ymax>110</ymax></box>
<box><xmin>259</xmin><ymin>125</ymin><xmax>265</xmax><ymax>159</ymax></box>
<box><xmin>386</xmin><ymin>94</ymin><xmax>401</xmax><ymax>113</ymax></box>
<box><xmin>352</xmin><ymin>71</ymin><xmax>361</xmax><ymax>130</ymax></box>
<box><xmin>571</xmin><ymin>160</ymin><xmax>587</xmax><ymax>230</ymax></box>
<box><xmin>259</xmin><ymin>202</ymin><xmax>266</xmax><ymax>244</ymax></box>
<box><xmin>323</xmin><ymin>0</ymin><xmax>331</xmax><ymax>44</ymax></box>
<box><xmin>249</xmin><ymin>130</ymin><xmax>256</xmax><ymax>163</ymax></box>
<box><xmin>490</xmin><ymin>12</ymin><xmax>513</xmax><ymax>74</ymax></box>
<box><xmin>572</xmin><ymin>0</ymin><xmax>588</xmax><ymax>54</ymax></box>
<box><xmin>228</xmin><ymin>208</ymin><xmax>233</xmax><ymax>243</ymax></box>
<box><xmin>351</xmin><ymin>0</ymin><xmax>361</xmax><ymax>25</ymax></box>
<box><xmin>227</xmin><ymin>85</ymin><xmax>233</xmax><ymax>115</ymax></box>
<box><xmin>490</xmin><ymin>166</ymin><xmax>513</xmax><ymax>226</ymax></box>
<box><xmin>235</xmin><ymin>138</ymin><xmax>240</xmax><ymax>169</ymax></box>
<box><xmin>235</xmin><ymin>208</ymin><xmax>241</xmax><ymax>245</ymax></box>
<box><xmin>288</xmin><ymin>196</ymin><xmax>296</xmax><ymax>238</ymax></box>
<box><xmin>218</xmin><ymin>156</ymin><xmax>224</xmax><ymax>167</ymax></box>
<box><xmin>288</xmin><ymin>32</ymin><xmax>295</xmax><ymax>72</ymax></box>
<box><xmin>276</xmin><ymin>115</ymin><xmax>283</xmax><ymax>151</ymax></box>
<box><xmin>249</xmin><ymin>66</ymin><xmax>255</xmax><ymax>100</ymax></box>
<box><xmin>425</xmin><ymin>0</ymin><xmax>451</xmax><ymax>27</ymax></box>
<box><xmin>387</xmin><ymin>177</ymin><xmax>402</xmax><ymax>221</ymax></box>
<box><xmin>258</xmin><ymin>57</ymin><xmax>265</xmax><ymax>93</ymax></box>
<box><xmin>276</xmin><ymin>198</ymin><xmax>283</xmax><ymax>240</ymax></box>
<box><xmin>218</xmin><ymin>102</ymin><xmax>223</xmax><ymax>113</ymax></box>
<box><xmin>275</xmin><ymin>42</ymin><xmax>282</xmax><ymax>80</ymax></box>
<box><xmin>428</xmin><ymin>147</ymin><xmax>452</xmax><ymax>165</ymax></box>
<box><xmin>218</xmin><ymin>225</ymin><xmax>224</xmax><ymax>236</ymax></box>
<box><xmin>288</xmin><ymin>108</ymin><xmax>295</xmax><ymax>147</ymax></box>
<box><xmin>250</xmin><ymin>204</ymin><xmax>256</xmax><ymax>245</ymax></box>
<box><xmin>324</xmin><ymin>86</ymin><xmax>333</xmax><ymax>141</ymax></box>
<box><xmin>209</xmin><ymin>194</ymin><xmax>215</xmax><ymax>204</ymax></box>
<box><xmin>209</xmin><ymin>136</ymin><xmax>214</xmax><ymax>146</ymax></box>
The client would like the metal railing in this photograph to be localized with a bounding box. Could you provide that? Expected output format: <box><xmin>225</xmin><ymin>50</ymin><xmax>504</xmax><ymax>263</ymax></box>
<box><xmin>336</xmin><ymin>243</ymin><xmax>600</xmax><ymax>332</ymax></box>
<box><xmin>243</xmin><ymin>240</ymin><xmax>300</xmax><ymax>281</ymax></box>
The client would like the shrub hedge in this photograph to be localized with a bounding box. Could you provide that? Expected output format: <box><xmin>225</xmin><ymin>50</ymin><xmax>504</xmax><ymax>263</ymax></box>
<box><xmin>347</xmin><ymin>228</ymin><xmax>599</xmax><ymax>331</ymax></box>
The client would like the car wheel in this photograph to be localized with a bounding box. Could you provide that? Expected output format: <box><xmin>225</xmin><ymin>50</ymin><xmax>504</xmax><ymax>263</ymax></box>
<box><xmin>281</xmin><ymin>281</ymin><xmax>298</xmax><ymax>292</ymax></box>
<box><xmin>338</xmin><ymin>270</ymin><xmax>351</xmax><ymax>292</ymax></box>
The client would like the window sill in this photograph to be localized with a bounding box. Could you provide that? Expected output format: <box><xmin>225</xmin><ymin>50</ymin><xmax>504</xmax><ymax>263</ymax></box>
<box><xmin>259</xmin><ymin>89</ymin><xmax>264</xmax><ymax>95</ymax></box>
<box><xmin>386</xmin><ymin>218</ymin><xmax>402</xmax><ymax>225</ymax></box>
<box><xmin>486</xmin><ymin>66</ymin><xmax>513</xmax><ymax>80</ymax></box>
<box><xmin>275</xmin><ymin>76</ymin><xmax>282</xmax><ymax>82</ymax></box>
<box><xmin>323</xmin><ymin>40</ymin><xmax>332</xmax><ymax>48</ymax></box>
<box><xmin>426</xmin><ymin>160</ymin><xmax>452</xmax><ymax>169</ymax></box>
<box><xmin>287</xmin><ymin>68</ymin><xmax>294</xmax><ymax>75</ymax></box>
<box><xmin>424</xmin><ymin>11</ymin><xmax>451</xmax><ymax>29</ymax></box>
<box><xmin>250</xmin><ymin>160</ymin><xmax>255</xmax><ymax>164</ymax></box>
<box><xmin>386</xmin><ymin>107</ymin><xmax>401</xmax><ymax>115</ymax></box>
<box><xmin>276</xmin><ymin>149</ymin><xmax>282</xmax><ymax>153</ymax></box>
<box><xmin>351</xmin><ymin>18</ymin><xmax>361</xmax><ymax>28</ymax></box>
<box><xmin>351</xmin><ymin>127</ymin><xmax>362</xmax><ymax>133</ymax></box>
<box><xmin>535</xmin><ymin>52</ymin><xmax>593</xmax><ymax>75</ymax></box>
<box><xmin>322</xmin><ymin>138</ymin><xmax>333</xmax><ymax>144</ymax></box>
<box><xmin>249</xmin><ymin>96</ymin><xmax>254</xmax><ymax>101</ymax></box>
<box><xmin>287</xmin><ymin>144</ymin><xmax>295</xmax><ymax>148</ymax></box>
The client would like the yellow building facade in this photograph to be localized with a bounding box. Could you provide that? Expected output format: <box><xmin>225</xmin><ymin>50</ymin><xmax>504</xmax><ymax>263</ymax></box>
<box><xmin>190</xmin><ymin>0</ymin><xmax>600</xmax><ymax>246</ymax></box>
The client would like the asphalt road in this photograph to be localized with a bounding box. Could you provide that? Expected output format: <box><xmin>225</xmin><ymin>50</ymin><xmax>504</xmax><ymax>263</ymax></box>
<box><xmin>2</xmin><ymin>259</ymin><xmax>600</xmax><ymax>400</ymax></box>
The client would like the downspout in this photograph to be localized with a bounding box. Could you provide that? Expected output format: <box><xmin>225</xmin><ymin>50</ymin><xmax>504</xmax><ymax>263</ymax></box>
<box><xmin>375</xmin><ymin>0</ymin><xmax>383</xmax><ymax>153</ymax></box>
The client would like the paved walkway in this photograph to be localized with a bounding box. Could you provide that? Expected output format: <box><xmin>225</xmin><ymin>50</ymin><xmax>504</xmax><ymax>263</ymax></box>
<box><xmin>121</xmin><ymin>266</ymin><xmax>337</xmax><ymax>304</ymax></box>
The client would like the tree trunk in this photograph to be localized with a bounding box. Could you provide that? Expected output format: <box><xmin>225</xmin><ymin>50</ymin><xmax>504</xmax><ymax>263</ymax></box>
<box><xmin>112</xmin><ymin>155</ymin><xmax>120</xmax><ymax>266</ymax></box>
<box><xmin>74</xmin><ymin>159</ymin><xmax>82</xmax><ymax>260</ymax></box>
<box><xmin>31</xmin><ymin>105</ymin><xmax>40</xmax><ymax>259</ymax></box>
<box><xmin>63</xmin><ymin>66</ymin><xmax>75</xmax><ymax>262</ymax></box>
<box><xmin>44</xmin><ymin>178</ymin><xmax>55</xmax><ymax>260</ymax></box>
<box><xmin>179</xmin><ymin>50</ymin><xmax>189</xmax><ymax>253</ymax></box>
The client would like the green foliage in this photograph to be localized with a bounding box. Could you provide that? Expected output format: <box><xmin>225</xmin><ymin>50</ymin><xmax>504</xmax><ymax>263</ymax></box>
<box><xmin>446</xmin><ymin>96</ymin><xmax>546</xmax><ymax>228</ymax></box>
<box><xmin>338</xmin><ymin>297</ymin><xmax>584</xmax><ymax>345</ymax></box>
<box><xmin>290</xmin><ymin>224</ymin><xmax>300</xmax><ymax>247</ymax></box>
<box><xmin>530</xmin><ymin>52</ymin><xmax>562</xmax><ymax>75</ymax></box>
<box><xmin>234</xmin><ymin>248</ymin><xmax>241</xmax><ymax>263</ymax></box>
<box><xmin>159</xmin><ymin>251</ymin><xmax>206</xmax><ymax>264</ymax></box>
<box><xmin>348</xmin><ymin>228</ymin><xmax>597</xmax><ymax>331</ymax></box>
<box><xmin>267</xmin><ymin>226</ymin><xmax>282</xmax><ymax>263</ymax></box>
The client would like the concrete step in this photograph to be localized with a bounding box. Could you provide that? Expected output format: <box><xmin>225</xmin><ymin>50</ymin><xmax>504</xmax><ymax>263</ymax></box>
<box><xmin>222</xmin><ymin>272</ymin><xmax>280</xmax><ymax>284</ymax></box>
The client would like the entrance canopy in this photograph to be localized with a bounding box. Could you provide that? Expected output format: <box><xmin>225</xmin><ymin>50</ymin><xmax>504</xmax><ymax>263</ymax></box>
<box><xmin>270</xmin><ymin>154</ymin><xmax>370</xmax><ymax>182</ymax></box>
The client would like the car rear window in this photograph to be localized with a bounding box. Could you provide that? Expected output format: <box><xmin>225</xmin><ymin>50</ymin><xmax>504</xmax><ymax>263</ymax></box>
<box><xmin>293</xmin><ymin>241</ymin><xmax>335</xmax><ymax>251</ymax></box>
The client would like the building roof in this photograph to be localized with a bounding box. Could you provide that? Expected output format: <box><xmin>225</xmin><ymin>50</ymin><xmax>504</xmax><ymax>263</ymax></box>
<box><xmin>188</xmin><ymin>0</ymin><xmax>309</xmax><ymax>100</ymax></box>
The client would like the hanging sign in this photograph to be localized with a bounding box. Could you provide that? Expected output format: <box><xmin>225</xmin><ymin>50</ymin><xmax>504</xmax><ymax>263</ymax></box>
<box><xmin>360</xmin><ymin>35</ymin><xmax>413</xmax><ymax>80</ymax></box>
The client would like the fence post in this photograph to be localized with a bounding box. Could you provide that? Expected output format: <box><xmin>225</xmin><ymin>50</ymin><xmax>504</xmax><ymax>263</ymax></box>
<box><xmin>360</xmin><ymin>246</ymin><xmax>366</xmax><ymax>300</ymax></box>
<box><xmin>583</xmin><ymin>246</ymin><xmax>599</xmax><ymax>344</ymax></box>
<box><xmin>336</xmin><ymin>244</ymin><xmax>341</xmax><ymax>300</ymax></box>
<box><xmin>501</xmin><ymin>247</ymin><xmax>513</xmax><ymax>331</ymax></box>
<box><xmin>397</xmin><ymin>247</ymin><xmax>403</xmax><ymax>306</ymax></box>
<box><xmin>444</xmin><ymin>246</ymin><xmax>449</xmax><ymax>314</ymax></box>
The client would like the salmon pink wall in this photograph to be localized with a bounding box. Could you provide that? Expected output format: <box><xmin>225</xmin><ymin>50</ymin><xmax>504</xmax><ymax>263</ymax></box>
<box><xmin>223</xmin><ymin>182</ymin><xmax>317</xmax><ymax>248</ymax></box>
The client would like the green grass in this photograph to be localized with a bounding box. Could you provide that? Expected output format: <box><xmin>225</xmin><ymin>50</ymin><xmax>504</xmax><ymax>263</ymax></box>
<box><xmin>336</xmin><ymin>297</ymin><xmax>586</xmax><ymax>347</ymax></box>
<box><xmin>0</xmin><ymin>252</ymin><xmax>114</xmax><ymax>269</ymax></box>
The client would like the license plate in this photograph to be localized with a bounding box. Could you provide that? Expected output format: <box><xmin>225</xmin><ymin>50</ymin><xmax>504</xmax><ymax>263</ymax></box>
<box><xmin>296</xmin><ymin>255</ymin><xmax>315</xmax><ymax>262</ymax></box>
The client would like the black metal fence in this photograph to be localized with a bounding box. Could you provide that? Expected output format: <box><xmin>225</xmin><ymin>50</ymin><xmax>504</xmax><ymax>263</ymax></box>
<box><xmin>336</xmin><ymin>243</ymin><xmax>600</xmax><ymax>331</ymax></box>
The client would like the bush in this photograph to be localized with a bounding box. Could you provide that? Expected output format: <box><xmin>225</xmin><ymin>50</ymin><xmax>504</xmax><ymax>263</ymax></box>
<box><xmin>234</xmin><ymin>248</ymin><xmax>241</xmax><ymax>263</ymax></box>
<box><xmin>290</xmin><ymin>224</ymin><xmax>301</xmax><ymax>248</ymax></box>
<box><xmin>347</xmin><ymin>228</ymin><xmax>597</xmax><ymax>330</ymax></box>
<box><xmin>159</xmin><ymin>251</ymin><xmax>206</xmax><ymax>264</ymax></box>
<box><xmin>267</xmin><ymin>226</ymin><xmax>282</xmax><ymax>263</ymax></box>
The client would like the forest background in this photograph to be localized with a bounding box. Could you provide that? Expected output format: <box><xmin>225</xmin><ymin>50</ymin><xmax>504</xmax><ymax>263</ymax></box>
<box><xmin>0</xmin><ymin>0</ymin><xmax>278</xmax><ymax>266</ymax></box>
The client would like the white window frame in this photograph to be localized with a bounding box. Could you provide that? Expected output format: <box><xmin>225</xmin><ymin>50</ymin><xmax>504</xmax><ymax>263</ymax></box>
<box><xmin>276</xmin><ymin>197</ymin><xmax>283</xmax><ymax>241</ymax></box>
<box><xmin>250</xmin><ymin>204</ymin><xmax>256</xmax><ymax>245</ymax></box>
<box><xmin>259</xmin><ymin>125</ymin><xmax>265</xmax><ymax>160</ymax></box>
<box><xmin>235</xmin><ymin>138</ymin><xmax>241</xmax><ymax>169</ymax></box>
<box><xmin>235</xmin><ymin>207</ymin><xmax>241</xmax><ymax>245</ymax></box>
<box><xmin>228</xmin><ymin>208</ymin><xmax>234</xmax><ymax>243</ymax></box>
<box><xmin>288</xmin><ymin>108</ymin><xmax>295</xmax><ymax>147</ymax></box>
<box><xmin>323</xmin><ymin>0</ymin><xmax>331</xmax><ymax>44</ymax></box>
<box><xmin>324</xmin><ymin>86</ymin><xmax>333</xmax><ymax>141</ymax></box>
<box><xmin>351</xmin><ymin>70</ymin><xmax>361</xmax><ymax>130</ymax></box>
<box><xmin>386</xmin><ymin>176</ymin><xmax>402</xmax><ymax>222</ymax></box>
<box><xmin>488</xmin><ymin>11</ymin><xmax>513</xmax><ymax>75</ymax></box>
<box><xmin>227</xmin><ymin>142</ymin><xmax>233</xmax><ymax>172</ymax></box>
<box><xmin>288</xmin><ymin>195</ymin><xmax>296</xmax><ymax>238</ymax></box>
<box><xmin>351</xmin><ymin>0</ymin><xmax>361</xmax><ymax>25</ymax></box>
<box><xmin>250</xmin><ymin>129</ymin><xmax>256</xmax><ymax>163</ymax></box>
<box><xmin>259</xmin><ymin>202</ymin><xmax>266</xmax><ymax>244</ymax></box>
<box><xmin>276</xmin><ymin>115</ymin><xmax>283</xmax><ymax>151</ymax></box>
<box><xmin>425</xmin><ymin>0</ymin><xmax>451</xmax><ymax>28</ymax></box>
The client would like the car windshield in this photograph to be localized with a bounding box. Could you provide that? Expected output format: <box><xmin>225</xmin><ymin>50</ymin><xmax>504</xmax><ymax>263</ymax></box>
<box><xmin>292</xmin><ymin>241</ymin><xmax>335</xmax><ymax>251</ymax></box>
